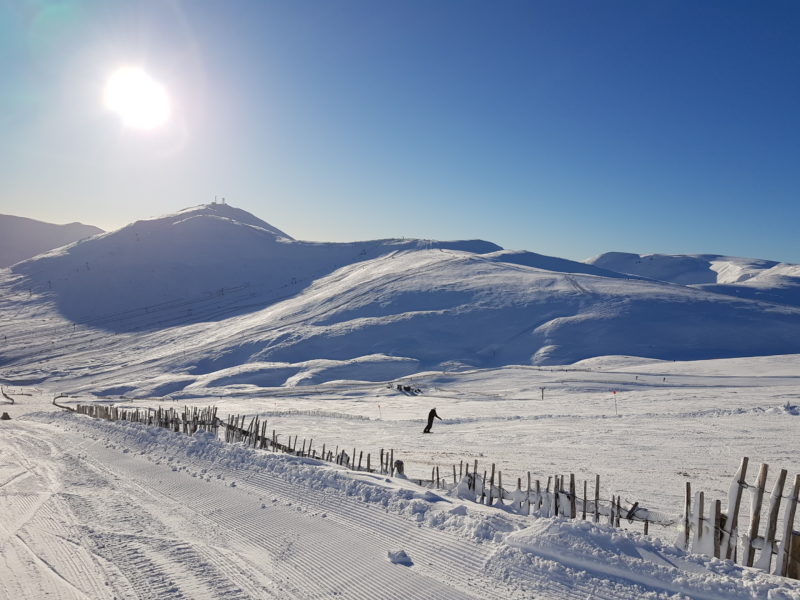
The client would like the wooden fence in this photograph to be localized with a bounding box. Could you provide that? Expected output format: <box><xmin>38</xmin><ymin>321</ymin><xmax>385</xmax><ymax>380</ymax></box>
<box><xmin>61</xmin><ymin>399</ymin><xmax>799</xmax><ymax>579</ymax></box>
<box><xmin>680</xmin><ymin>457</ymin><xmax>800</xmax><ymax>579</ymax></box>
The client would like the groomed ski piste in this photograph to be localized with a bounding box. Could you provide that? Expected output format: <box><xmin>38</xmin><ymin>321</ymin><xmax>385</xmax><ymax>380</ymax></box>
<box><xmin>2</xmin><ymin>355</ymin><xmax>800</xmax><ymax>600</ymax></box>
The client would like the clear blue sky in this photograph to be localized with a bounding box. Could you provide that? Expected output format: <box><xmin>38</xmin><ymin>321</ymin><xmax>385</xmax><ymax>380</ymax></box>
<box><xmin>2</xmin><ymin>1</ymin><xmax>799</xmax><ymax>262</ymax></box>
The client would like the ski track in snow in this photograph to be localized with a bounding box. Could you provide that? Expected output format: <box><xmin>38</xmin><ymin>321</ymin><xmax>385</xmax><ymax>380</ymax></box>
<box><xmin>2</xmin><ymin>400</ymin><xmax>799</xmax><ymax>600</ymax></box>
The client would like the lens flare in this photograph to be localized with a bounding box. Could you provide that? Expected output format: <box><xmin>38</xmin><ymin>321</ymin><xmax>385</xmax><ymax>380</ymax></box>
<box><xmin>104</xmin><ymin>67</ymin><xmax>170</xmax><ymax>130</ymax></box>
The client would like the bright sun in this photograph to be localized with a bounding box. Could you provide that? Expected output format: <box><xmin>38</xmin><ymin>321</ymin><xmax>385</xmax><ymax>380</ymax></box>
<box><xmin>104</xmin><ymin>67</ymin><xmax>171</xmax><ymax>130</ymax></box>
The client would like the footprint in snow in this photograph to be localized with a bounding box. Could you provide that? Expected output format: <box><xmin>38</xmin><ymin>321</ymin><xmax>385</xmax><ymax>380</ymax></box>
<box><xmin>387</xmin><ymin>550</ymin><xmax>413</xmax><ymax>566</ymax></box>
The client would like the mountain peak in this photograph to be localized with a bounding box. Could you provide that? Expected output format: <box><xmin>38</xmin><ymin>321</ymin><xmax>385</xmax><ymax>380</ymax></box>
<box><xmin>145</xmin><ymin>203</ymin><xmax>294</xmax><ymax>241</ymax></box>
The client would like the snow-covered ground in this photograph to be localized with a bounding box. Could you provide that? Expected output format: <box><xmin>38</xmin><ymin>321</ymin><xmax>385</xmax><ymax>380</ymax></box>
<box><xmin>2</xmin><ymin>355</ymin><xmax>799</xmax><ymax>599</ymax></box>
<box><xmin>2</xmin><ymin>204</ymin><xmax>799</xmax><ymax>598</ymax></box>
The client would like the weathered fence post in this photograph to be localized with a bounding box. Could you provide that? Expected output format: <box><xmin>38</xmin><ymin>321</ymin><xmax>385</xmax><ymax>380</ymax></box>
<box><xmin>594</xmin><ymin>474</ymin><xmax>600</xmax><ymax>523</ymax></box>
<box><xmin>720</xmin><ymin>457</ymin><xmax>748</xmax><ymax>560</ymax></box>
<box><xmin>684</xmin><ymin>481</ymin><xmax>692</xmax><ymax>550</ymax></box>
<box><xmin>497</xmin><ymin>471</ymin><xmax>503</xmax><ymax>506</ymax></box>
<box><xmin>775</xmin><ymin>474</ymin><xmax>800</xmax><ymax>577</ymax></box>
<box><xmin>582</xmin><ymin>480</ymin><xmax>587</xmax><ymax>520</ymax></box>
<box><xmin>526</xmin><ymin>472</ymin><xmax>532</xmax><ymax>515</ymax></box>
<box><xmin>762</xmin><ymin>469</ymin><xmax>788</xmax><ymax>571</ymax></box>
<box><xmin>488</xmin><ymin>464</ymin><xmax>495</xmax><ymax>506</ymax></box>
<box><xmin>745</xmin><ymin>463</ymin><xmax>769</xmax><ymax>567</ymax></box>
<box><xmin>569</xmin><ymin>473</ymin><xmax>576</xmax><ymax>519</ymax></box>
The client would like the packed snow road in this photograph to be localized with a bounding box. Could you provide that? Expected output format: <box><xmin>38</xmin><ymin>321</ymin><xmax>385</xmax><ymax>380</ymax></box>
<box><xmin>1</xmin><ymin>395</ymin><xmax>798</xmax><ymax>599</ymax></box>
<box><xmin>1</xmin><ymin>411</ymin><xmax>500</xmax><ymax>599</ymax></box>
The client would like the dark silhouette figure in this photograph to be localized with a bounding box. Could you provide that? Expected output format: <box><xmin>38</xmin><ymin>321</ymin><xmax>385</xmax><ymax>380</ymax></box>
<box><xmin>423</xmin><ymin>408</ymin><xmax>441</xmax><ymax>433</ymax></box>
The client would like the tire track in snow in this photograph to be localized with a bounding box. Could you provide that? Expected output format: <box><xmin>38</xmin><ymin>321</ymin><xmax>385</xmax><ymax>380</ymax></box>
<box><xmin>79</xmin><ymin>432</ymin><xmax>515</xmax><ymax>600</ymax></box>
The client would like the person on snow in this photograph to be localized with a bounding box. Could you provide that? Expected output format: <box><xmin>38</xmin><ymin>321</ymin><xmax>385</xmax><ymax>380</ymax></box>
<box><xmin>423</xmin><ymin>408</ymin><xmax>442</xmax><ymax>433</ymax></box>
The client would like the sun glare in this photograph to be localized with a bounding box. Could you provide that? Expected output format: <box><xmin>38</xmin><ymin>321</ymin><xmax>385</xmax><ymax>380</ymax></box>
<box><xmin>104</xmin><ymin>67</ymin><xmax>171</xmax><ymax>130</ymax></box>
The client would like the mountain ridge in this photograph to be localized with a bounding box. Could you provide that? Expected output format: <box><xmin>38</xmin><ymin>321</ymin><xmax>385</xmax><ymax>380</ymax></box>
<box><xmin>0</xmin><ymin>213</ymin><xmax>103</xmax><ymax>268</ymax></box>
<box><xmin>2</xmin><ymin>203</ymin><xmax>800</xmax><ymax>395</ymax></box>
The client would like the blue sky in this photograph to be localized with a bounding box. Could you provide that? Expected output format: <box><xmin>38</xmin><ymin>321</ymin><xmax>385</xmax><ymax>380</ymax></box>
<box><xmin>1</xmin><ymin>0</ymin><xmax>799</xmax><ymax>262</ymax></box>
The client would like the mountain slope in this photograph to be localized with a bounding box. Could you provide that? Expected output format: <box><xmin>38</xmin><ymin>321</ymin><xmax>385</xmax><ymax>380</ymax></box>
<box><xmin>3</xmin><ymin>216</ymin><xmax>800</xmax><ymax>394</ymax></box>
<box><xmin>0</xmin><ymin>214</ymin><xmax>103</xmax><ymax>267</ymax></box>
<box><xmin>587</xmin><ymin>251</ymin><xmax>800</xmax><ymax>307</ymax></box>
<box><xmin>9</xmin><ymin>203</ymin><xmax>500</xmax><ymax>328</ymax></box>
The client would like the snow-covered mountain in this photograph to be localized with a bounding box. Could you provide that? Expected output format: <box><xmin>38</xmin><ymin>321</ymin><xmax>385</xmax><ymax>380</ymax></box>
<box><xmin>2</xmin><ymin>203</ymin><xmax>800</xmax><ymax>395</ymax></box>
<box><xmin>0</xmin><ymin>214</ymin><xmax>103</xmax><ymax>267</ymax></box>
<box><xmin>7</xmin><ymin>203</ymin><xmax>499</xmax><ymax>325</ymax></box>
<box><xmin>588</xmin><ymin>251</ymin><xmax>800</xmax><ymax>307</ymax></box>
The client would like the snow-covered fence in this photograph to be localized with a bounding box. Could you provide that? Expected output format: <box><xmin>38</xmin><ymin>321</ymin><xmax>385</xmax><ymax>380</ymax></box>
<box><xmin>678</xmin><ymin>457</ymin><xmax>800</xmax><ymax>579</ymax></box>
<box><xmin>60</xmin><ymin>401</ymin><xmax>799</xmax><ymax>580</ymax></box>
<box><xmin>410</xmin><ymin>460</ymin><xmax>675</xmax><ymax>535</ymax></box>
<box><xmin>73</xmin><ymin>403</ymin><xmax>220</xmax><ymax>436</ymax></box>
<box><xmin>66</xmin><ymin>402</ymin><xmax>393</xmax><ymax>476</ymax></box>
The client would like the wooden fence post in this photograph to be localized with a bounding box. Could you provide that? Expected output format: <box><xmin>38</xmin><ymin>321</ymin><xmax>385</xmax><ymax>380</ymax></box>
<box><xmin>526</xmin><ymin>472</ymin><xmax>532</xmax><ymax>515</ymax></box>
<box><xmin>582</xmin><ymin>480</ymin><xmax>587</xmax><ymax>520</ymax></box>
<box><xmin>721</xmin><ymin>457</ymin><xmax>748</xmax><ymax>560</ymax></box>
<box><xmin>569</xmin><ymin>473</ymin><xmax>576</xmax><ymax>519</ymax></box>
<box><xmin>713</xmin><ymin>499</ymin><xmax>722</xmax><ymax>558</ymax></box>
<box><xmin>762</xmin><ymin>468</ymin><xmax>788</xmax><ymax>572</ymax></box>
<box><xmin>594</xmin><ymin>474</ymin><xmax>600</xmax><ymax>523</ymax></box>
<box><xmin>745</xmin><ymin>463</ymin><xmax>769</xmax><ymax>567</ymax></box>
<box><xmin>553</xmin><ymin>475</ymin><xmax>559</xmax><ymax>517</ymax></box>
<box><xmin>774</xmin><ymin>474</ymin><xmax>800</xmax><ymax>577</ymax></box>
<box><xmin>488</xmin><ymin>464</ymin><xmax>495</xmax><ymax>506</ymax></box>
<box><xmin>694</xmin><ymin>491</ymin><xmax>705</xmax><ymax>551</ymax></box>
<box><xmin>684</xmin><ymin>481</ymin><xmax>692</xmax><ymax>550</ymax></box>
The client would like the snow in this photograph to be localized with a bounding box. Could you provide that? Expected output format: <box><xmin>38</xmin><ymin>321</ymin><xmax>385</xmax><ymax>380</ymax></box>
<box><xmin>587</xmin><ymin>251</ymin><xmax>800</xmax><ymax>308</ymax></box>
<box><xmin>586</xmin><ymin>252</ymin><xmax>780</xmax><ymax>286</ymax></box>
<box><xmin>4</xmin><ymin>204</ymin><xmax>800</xmax><ymax>397</ymax></box>
<box><xmin>1</xmin><ymin>203</ymin><xmax>800</xmax><ymax>598</ymax></box>
<box><xmin>0</xmin><ymin>214</ymin><xmax>103</xmax><ymax>268</ymax></box>
<box><xmin>1</xmin><ymin>387</ymin><xmax>798</xmax><ymax>599</ymax></box>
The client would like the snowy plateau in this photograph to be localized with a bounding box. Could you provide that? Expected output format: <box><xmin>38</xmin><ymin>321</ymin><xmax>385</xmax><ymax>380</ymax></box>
<box><xmin>1</xmin><ymin>202</ymin><xmax>799</xmax><ymax>599</ymax></box>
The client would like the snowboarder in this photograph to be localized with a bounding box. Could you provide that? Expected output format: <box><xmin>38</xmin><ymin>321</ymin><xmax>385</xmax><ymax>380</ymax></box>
<box><xmin>423</xmin><ymin>408</ymin><xmax>441</xmax><ymax>433</ymax></box>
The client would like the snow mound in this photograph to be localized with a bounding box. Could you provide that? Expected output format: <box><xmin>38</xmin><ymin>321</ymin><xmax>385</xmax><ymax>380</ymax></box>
<box><xmin>499</xmin><ymin>518</ymin><xmax>800</xmax><ymax>600</ymax></box>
